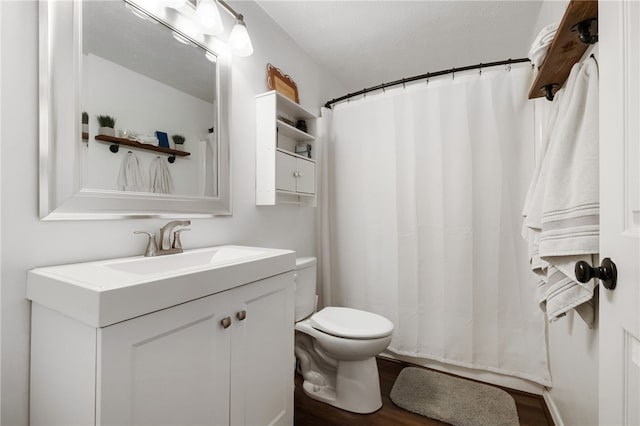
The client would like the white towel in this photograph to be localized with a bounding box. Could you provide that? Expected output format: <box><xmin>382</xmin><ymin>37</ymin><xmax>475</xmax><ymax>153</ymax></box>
<box><xmin>117</xmin><ymin>151</ymin><xmax>147</xmax><ymax>192</ymax></box>
<box><xmin>149</xmin><ymin>157</ymin><xmax>173</xmax><ymax>194</ymax></box>
<box><xmin>528</xmin><ymin>23</ymin><xmax>558</xmax><ymax>67</ymax></box>
<box><xmin>523</xmin><ymin>57</ymin><xmax>599</xmax><ymax>327</ymax></box>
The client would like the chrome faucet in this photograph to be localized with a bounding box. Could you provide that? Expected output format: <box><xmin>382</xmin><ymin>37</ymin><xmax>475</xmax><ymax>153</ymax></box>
<box><xmin>135</xmin><ymin>220</ymin><xmax>191</xmax><ymax>257</ymax></box>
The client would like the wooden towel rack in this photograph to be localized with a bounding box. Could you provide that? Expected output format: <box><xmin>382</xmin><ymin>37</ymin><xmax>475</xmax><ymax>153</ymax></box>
<box><xmin>528</xmin><ymin>0</ymin><xmax>598</xmax><ymax>101</ymax></box>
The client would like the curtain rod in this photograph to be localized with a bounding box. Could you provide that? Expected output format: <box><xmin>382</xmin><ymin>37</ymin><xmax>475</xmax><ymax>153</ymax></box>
<box><xmin>323</xmin><ymin>57</ymin><xmax>531</xmax><ymax>109</ymax></box>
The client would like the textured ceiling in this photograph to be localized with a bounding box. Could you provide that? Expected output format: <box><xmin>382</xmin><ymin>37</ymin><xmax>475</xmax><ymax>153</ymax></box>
<box><xmin>256</xmin><ymin>1</ymin><xmax>543</xmax><ymax>93</ymax></box>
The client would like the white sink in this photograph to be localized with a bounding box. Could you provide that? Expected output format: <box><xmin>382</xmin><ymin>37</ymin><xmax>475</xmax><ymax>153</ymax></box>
<box><xmin>27</xmin><ymin>245</ymin><xmax>295</xmax><ymax>328</ymax></box>
<box><xmin>104</xmin><ymin>246</ymin><xmax>268</xmax><ymax>275</ymax></box>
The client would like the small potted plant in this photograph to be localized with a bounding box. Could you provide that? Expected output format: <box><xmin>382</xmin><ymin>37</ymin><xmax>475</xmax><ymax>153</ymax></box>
<box><xmin>81</xmin><ymin>112</ymin><xmax>89</xmax><ymax>135</ymax></box>
<box><xmin>172</xmin><ymin>134</ymin><xmax>186</xmax><ymax>150</ymax></box>
<box><xmin>97</xmin><ymin>115</ymin><xmax>116</xmax><ymax>137</ymax></box>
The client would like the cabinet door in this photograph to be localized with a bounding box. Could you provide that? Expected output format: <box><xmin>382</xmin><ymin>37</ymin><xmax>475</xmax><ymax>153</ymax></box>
<box><xmin>275</xmin><ymin>150</ymin><xmax>297</xmax><ymax>192</ymax></box>
<box><xmin>296</xmin><ymin>158</ymin><xmax>316</xmax><ymax>194</ymax></box>
<box><xmin>230</xmin><ymin>273</ymin><xmax>295</xmax><ymax>426</ymax></box>
<box><xmin>98</xmin><ymin>295</ymin><xmax>232</xmax><ymax>426</ymax></box>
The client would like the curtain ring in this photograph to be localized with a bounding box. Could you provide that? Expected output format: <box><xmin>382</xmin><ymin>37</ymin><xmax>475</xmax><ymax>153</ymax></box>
<box><xmin>402</xmin><ymin>78</ymin><xmax>406</xmax><ymax>89</ymax></box>
<box><xmin>363</xmin><ymin>89</ymin><xmax>366</xmax><ymax>99</ymax></box>
<box><xmin>452</xmin><ymin>68</ymin><xmax>455</xmax><ymax>80</ymax></box>
<box><xmin>479</xmin><ymin>63</ymin><xmax>482</xmax><ymax>76</ymax></box>
<box><xmin>426</xmin><ymin>78</ymin><xmax>429</xmax><ymax>86</ymax></box>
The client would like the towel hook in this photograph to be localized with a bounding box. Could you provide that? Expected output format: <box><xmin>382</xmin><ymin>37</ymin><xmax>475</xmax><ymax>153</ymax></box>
<box><xmin>109</xmin><ymin>143</ymin><xmax>119</xmax><ymax>153</ymax></box>
<box><xmin>571</xmin><ymin>18</ymin><xmax>598</xmax><ymax>45</ymax></box>
<box><xmin>575</xmin><ymin>258</ymin><xmax>617</xmax><ymax>290</ymax></box>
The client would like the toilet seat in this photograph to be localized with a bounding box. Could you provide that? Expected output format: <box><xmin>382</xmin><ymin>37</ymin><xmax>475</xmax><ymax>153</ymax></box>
<box><xmin>309</xmin><ymin>307</ymin><xmax>394</xmax><ymax>339</ymax></box>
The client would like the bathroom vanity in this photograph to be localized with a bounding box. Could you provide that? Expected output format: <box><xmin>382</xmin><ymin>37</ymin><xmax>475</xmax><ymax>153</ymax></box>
<box><xmin>27</xmin><ymin>246</ymin><xmax>295</xmax><ymax>426</ymax></box>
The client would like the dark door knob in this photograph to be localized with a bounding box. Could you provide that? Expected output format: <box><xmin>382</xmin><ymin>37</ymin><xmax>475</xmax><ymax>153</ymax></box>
<box><xmin>575</xmin><ymin>257</ymin><xmax>617</xmax><ymax>290</ymax></box>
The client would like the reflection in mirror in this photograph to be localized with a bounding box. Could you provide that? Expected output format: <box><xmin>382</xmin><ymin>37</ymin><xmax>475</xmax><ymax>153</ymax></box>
<box><xmin>82</xmin><ymin>1</ymin><xmax>217</xmax><ymax>197</ymax></box>
<box><xmin>39</xmin><ymin>0</ymin><xmax>231</xmax><ymax>219</ymax></box>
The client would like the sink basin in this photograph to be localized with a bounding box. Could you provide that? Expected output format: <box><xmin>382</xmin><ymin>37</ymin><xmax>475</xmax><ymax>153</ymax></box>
<box><xmin>27</xmin><ymin>245</ymin><xmax>295</xmax><ymax>328</ymax></box>
<box><xmin>104</xmin><ymin>246</ymin><xmax>268</xmax><ymax>275</ymax></box>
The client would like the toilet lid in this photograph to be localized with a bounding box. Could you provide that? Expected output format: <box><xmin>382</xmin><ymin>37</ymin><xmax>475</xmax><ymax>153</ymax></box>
<box><xmin>310</xmin><ymin>307</ymin><xmax>394</xmax><ymax>339</ymax></box>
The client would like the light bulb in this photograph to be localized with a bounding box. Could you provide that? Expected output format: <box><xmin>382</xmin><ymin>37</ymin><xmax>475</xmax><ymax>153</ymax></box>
<box><xmin>196</xmin><ymin>0</ymin><xmax>224</xmax><ymax>36</ymax></box>
<box><xmin>229</xmin><ymin>16</ymin><xmax>253</xmax><ymax>57</ymax></box>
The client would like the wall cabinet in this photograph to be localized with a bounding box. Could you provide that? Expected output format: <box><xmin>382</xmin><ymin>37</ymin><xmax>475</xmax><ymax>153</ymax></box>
<box><xmin>256</xmin><ymin>90</ymin><xmax>318</xmax><ymax>205</ymax></box>
<box><xmin>30</xmin><ymin>273</ymin><xmax>295</xmax><ymax>426</ymax></box>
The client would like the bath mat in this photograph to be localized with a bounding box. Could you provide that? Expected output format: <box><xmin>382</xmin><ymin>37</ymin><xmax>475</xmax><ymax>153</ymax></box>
<box><xmin>390</xmin><ymin>367</ymin><xmax>519</xmax><ymax>426</ymax></box>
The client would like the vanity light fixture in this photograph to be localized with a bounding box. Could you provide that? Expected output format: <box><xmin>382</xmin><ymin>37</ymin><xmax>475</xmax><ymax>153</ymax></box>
<box><xmin>196</xmin><ymin>0</ymin><xmax>224</xmax><ymax>35</ymax></box>
<box><xmin>228</xmin><ymin>14</ymin><xmax>253</xmax><ymax>57</ymax></box>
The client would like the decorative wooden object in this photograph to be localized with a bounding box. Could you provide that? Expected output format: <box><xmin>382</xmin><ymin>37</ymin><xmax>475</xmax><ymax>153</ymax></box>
<box><xmin>528</xmin><ymin>0</ymin><xmax>598</xmax><ymax>100</ymax></box>
<box><xmin>94</xmin><ymin>135</ymin><xmax>190</xmax><ymax>157</ymax></box>
<box><xmin>267</xmin><ymin>64</ymin><xmax>299</xmax><ymax>104</ymax></box>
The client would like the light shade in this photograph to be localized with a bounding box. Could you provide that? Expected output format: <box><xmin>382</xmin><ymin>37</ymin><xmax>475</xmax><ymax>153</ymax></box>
<box><xmin>229</xmin><ymin>16</ymin><xmax>253</xmax><ymax>57</ymax></box>
<box><xmin>196</xmin><ymin>0</ymin><xmax>224</xmax><ymax>36</ymax></box>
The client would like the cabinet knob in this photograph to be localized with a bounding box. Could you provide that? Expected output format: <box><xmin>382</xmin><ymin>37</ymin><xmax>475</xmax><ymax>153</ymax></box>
<box><xmin>236</xmin><ymin>310</ymin><xmax>247</xmax><ymax>321</ymax></box>
<box><xmin>220</xmin><ymin>316</ymin><xmax>232</xmax><ymax>329</ymax></box>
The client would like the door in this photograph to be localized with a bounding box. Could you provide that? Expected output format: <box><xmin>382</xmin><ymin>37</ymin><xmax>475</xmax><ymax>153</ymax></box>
<box><xmin>229</xmin><ymin>273</ymin><xmax>295</xmax><ymax>426</ymax></box>
<box><xmin>296</xmin><ymin>158</ymin><xmax>316</xmax><ymax>194</ymax></box>
<box><xmin>276</xmin><ymin>150</ymin><xmax>297</xmax><ymax>192</ymax></box>
<box><xmin>599</xmin><ymin>1</ymin><xmax>640</xmax><ymax>424</ymax></box>
<box><xmin>97</xmin><ymin>295</ymin><xmax>232</xmax><ymax>426</ymax></box>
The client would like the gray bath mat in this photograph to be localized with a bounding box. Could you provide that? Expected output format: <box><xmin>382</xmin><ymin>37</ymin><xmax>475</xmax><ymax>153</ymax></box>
<box><xmin>390</xmin><ymin>367</ymin><xmax>519</xmax><ymax>426</ymax></box>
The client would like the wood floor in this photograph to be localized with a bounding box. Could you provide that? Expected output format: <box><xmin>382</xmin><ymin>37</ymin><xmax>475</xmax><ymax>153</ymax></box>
<box><xmin>294</xmin><ymin>357</ymin><xmax>554</xmax><ymax>426</ymax></box>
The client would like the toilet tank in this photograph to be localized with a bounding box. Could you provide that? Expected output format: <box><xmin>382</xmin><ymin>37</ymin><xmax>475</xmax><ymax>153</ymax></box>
<box><xmin>295</xmin><ymin>257</ymin><xmax>317</xmax><ymax>321</ymax></box>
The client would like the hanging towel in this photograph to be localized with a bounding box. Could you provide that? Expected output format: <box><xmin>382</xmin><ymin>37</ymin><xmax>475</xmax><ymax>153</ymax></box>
<box><xmin>528</xmin><ymin>23</ymin><xmax>558</xmax><ymax>67</ymax></box>
<box><xmin>523</xmin><ymin>57</ymin><xmax>599</xmax><ymax>327</ymax></box>
<box><xmin>117</xmin><ymin>151</ymin><xmax>146</xmax><ymax>192</ymax></box>
<box><xmin>149</xmin><ymin>157</ymin><xmax>174</xmax><ymax>194</ymax></box>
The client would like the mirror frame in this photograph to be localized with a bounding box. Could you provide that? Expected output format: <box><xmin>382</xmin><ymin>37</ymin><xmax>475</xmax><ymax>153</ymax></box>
<box><xmin>39</xmin><ymin>0</ymin><xmax>232</xmax><ymax>220</ymax></box>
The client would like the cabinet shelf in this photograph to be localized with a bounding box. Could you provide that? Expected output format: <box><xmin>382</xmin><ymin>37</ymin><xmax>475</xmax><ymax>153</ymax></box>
<box><xmin>277</xmin><ymin>119</ymin><xmax>315</xmax><ymax>142</ymax></box>
<box><xmin>256</xmin><ymin>90</ymin><xmax>318</xmax><ymax>206</ymax></box>
<box><xmin>94</xmin><ymin>134</ymin><xmax>191</xmax><ymax>157</ymax></box>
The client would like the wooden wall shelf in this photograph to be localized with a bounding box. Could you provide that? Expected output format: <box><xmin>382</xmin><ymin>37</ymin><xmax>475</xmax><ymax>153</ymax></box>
<box><xmin>94</xmin><ymin>134</ymin><xmax>190</xmax><ymax>157</ymax></box>
<box><xmin>528</xmin><ymin>0</ymin><xmax>598</xmax><ymax>100</ymax></box>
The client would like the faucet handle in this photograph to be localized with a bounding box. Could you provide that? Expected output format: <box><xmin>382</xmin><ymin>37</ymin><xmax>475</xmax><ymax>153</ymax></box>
<box><xmin>172</xmin><ymin>228</ymin><xmax>191</xmax><ymax>250</ymax></box>
<box><xmin>134</xmin><ymin>231</ymin><xmax>159</xmax><ymax>257</ymax></box>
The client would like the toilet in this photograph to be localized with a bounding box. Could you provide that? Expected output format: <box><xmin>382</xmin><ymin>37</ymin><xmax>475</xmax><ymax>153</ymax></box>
<box><xmin>294</xmin><ymin>257</ymin><xmax>394</xmax><ymax>414</ymax></box>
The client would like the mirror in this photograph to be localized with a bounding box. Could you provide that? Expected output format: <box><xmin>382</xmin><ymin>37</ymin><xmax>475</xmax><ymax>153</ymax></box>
<box><xmin>39</xmin><ymin>0</ymin><xmax>231</xmax><ymax>219</ymax></box>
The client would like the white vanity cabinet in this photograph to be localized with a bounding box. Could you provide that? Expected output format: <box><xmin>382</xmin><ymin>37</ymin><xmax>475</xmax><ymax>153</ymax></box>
<box><xmin>27</xmin><ymin>246</ymin><xmax>296</xmax><ymax>426</ymax></box>
<box><xmin>256</xmin><ymin>90</ymin><xmax>318</xmax><ymax>205</ymax></box>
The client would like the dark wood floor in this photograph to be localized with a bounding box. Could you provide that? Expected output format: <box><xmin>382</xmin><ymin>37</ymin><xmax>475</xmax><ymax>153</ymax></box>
<box><xmin>294</xmin><ymin>357</ymin><xmax>554</xmax><ymax>426</ymax></box>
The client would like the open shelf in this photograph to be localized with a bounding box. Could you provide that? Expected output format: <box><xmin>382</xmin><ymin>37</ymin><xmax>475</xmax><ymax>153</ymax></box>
<box><xmin>528</xmin><ymin>0</ymin><xmax>598</xmax><ymax>99</ymax></box>
<box><xmin>277</xmin><ymin>119</ymin><xmax>315</xmax><ymax>142</ymax></box>
<box><xmin>94</xmin><ymin>134</ymin><xmax>191</xmax><ymax>157</ymax></box>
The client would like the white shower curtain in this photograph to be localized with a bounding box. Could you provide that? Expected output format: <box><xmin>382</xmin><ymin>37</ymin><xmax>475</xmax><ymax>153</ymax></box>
<box><xmin>319</xmin><ymin>65</ymin><xmax>551</xmax><ymax>386</ymax></box>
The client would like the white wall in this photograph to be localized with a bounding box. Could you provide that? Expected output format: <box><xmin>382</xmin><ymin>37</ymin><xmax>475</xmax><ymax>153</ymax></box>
<box><xmin>531</xmin><ymin>2</ymin><xmax>599</xmax><ymax>425</ymax></box>
<box><xmin>0</xmin><ymin>1</ymin><xmax>345</xmax><ymax>424</ymax></box>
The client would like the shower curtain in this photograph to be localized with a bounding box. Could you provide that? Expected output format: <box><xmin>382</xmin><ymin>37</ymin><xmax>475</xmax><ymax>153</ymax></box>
<box><xmin>319</xmin><ymin>65</ymin><xmax>551</xmax><ymax>386</ymax></box>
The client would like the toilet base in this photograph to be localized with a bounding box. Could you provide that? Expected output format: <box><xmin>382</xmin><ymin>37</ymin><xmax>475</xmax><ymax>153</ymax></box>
<box><xmin>300</xmin><ymin>357</ymin><xmax>382</xmax><ymax>414</ymax></box>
